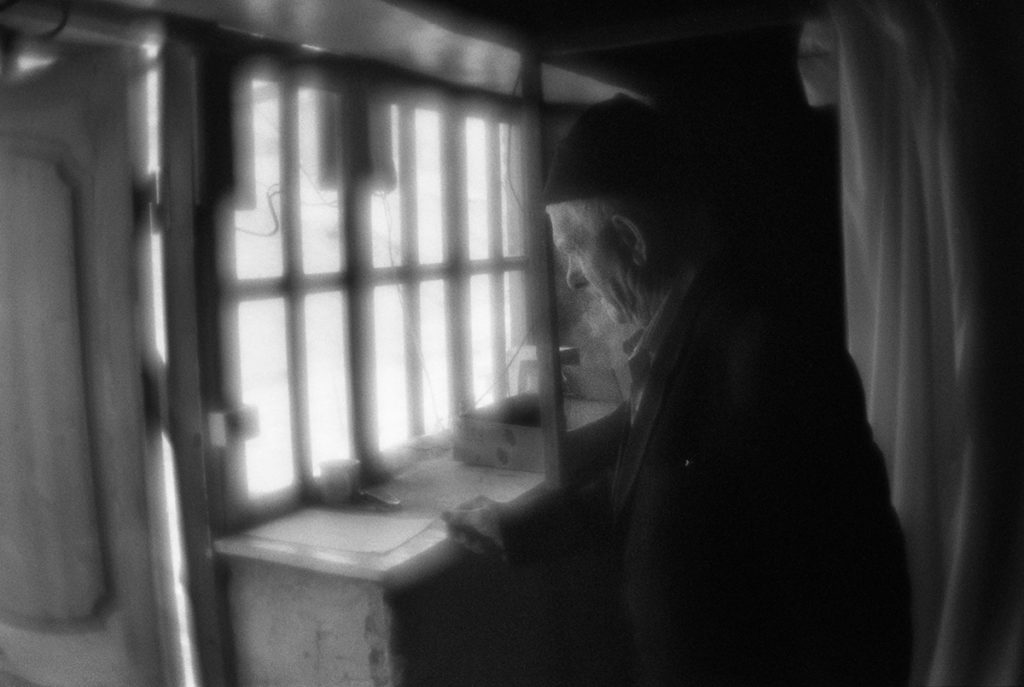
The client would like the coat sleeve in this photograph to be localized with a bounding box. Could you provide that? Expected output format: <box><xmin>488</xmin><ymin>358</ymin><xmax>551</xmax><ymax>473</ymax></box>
<box><xmin>627</xmin><ymin>296</ymin><xmax>911</xmax><ymax>686</ymax></box>
<box><xmin>498</xmin><ymin>403</ymin><xmax>628</xmax><ymax>566</ymax></box>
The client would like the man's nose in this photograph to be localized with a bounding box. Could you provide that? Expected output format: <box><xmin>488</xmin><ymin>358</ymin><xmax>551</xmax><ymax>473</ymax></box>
<box><xmin>565</xmin><ymin>261</ymin><xmax>588</xmax><ymax>290</ymax></box>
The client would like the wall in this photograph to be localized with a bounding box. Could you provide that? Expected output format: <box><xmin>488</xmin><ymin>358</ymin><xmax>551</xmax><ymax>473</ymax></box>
<box><xmin>223</xmin><ymin>537</ymin><xmax>631</xmax><ymax>687</ymax></box>
<box><xmin>228</xmin><ymin>559</ymin><xmax>395</xmax><ymax>687</ymax></box>
<box><xmin>655</xmin><ymin>27</ymin><xmax>844</xmax><ymax>346</ymax></box>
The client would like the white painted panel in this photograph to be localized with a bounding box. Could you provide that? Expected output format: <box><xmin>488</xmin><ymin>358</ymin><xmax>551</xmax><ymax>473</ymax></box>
<box><xmin>0</xmin><ymin>148</ymin><xmax>105</xmax><ymax>623</ymax></box>
<box><xmin>0</xmin><ymin>45</ymin><xmax>168</xmax><ymax>687</ymax></box>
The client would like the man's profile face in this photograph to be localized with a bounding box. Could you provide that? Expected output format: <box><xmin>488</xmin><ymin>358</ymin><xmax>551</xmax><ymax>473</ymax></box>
<box><xmin>548</xmin><ymin>203</ymin><xmax>640</xmax><ymax>325</ymax></box>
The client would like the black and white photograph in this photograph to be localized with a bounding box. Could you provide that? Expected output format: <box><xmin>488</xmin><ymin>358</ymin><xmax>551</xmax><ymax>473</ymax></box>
<box><xmin>0</xmin><ymin>0</ymin><xmax>1021</xmax><ymax>685</ymax></box>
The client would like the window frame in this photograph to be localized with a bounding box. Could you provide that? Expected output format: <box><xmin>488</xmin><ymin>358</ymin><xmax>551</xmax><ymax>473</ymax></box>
<box><xmin>199</xmin><ymin>46</ymin><xmax>536</xmax><ymax>529</ymax></box>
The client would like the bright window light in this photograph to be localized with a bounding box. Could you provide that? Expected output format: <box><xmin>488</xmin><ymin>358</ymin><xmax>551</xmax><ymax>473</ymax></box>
<box><xmin>505</xmin><ymin>270</ymin><xmax>528</xmax><ymax>393</ymax></box>
<box><xmin>374</xmin><ymin>284</ymin><xmax>410</xmax><ymax>449</ymax></box>
<box><xmin>465</xmin><ymin>116</ymin><xmax>490</xmax><ymax>260</ymax></box>
<box><xmin>298</xmin><ymin>87</ymin><xmax>342</xmax><ymax>275</ymax></box>
<box><xmin>304</xmin><ymin>292</ymin><xmax>352</xmax><ymax>473</ymax></box>
<box><xmin>237</xmin><ymin>298</ymin><xmax>296</xmax><ymax>495</ymax></box>
<box><xmin>415</xmin><ymin>108</ymin><xmax>443</xmax><ymax>265</ymax></box>
<box><xmin>233</xmin><ymin>75</ymin><xmax>285</xmax><ymax>279</ymax></box>
<box><xmin>470</xmin><ymin>273</ymin><xmax>495</xmax><ymax>405</ymax></box>
<box><xmin>419</xmin><ymin>280</ymin><xmax>450</xmax><ymax>431</ymax></box>
<box><xmin>372</xmin><ymin>104</ymin><xmax>402</xmax><ymax>268</ymax></box>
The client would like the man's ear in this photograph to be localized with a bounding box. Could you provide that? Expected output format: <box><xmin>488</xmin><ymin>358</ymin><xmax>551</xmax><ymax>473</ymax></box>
<box><xmin>610</xmin><ymin>214</ymin><xmax>647</xmax><ymax>267</ymax></box>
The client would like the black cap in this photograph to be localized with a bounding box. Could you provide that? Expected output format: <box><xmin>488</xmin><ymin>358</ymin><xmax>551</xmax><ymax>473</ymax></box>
<box><xmin>542</xmin><ymin>94</ymin><xmax>693</xmax><ymax>205</ymax></box>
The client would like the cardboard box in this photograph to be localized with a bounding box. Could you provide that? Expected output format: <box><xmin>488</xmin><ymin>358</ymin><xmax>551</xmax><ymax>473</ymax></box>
<box><xmin>452</xmin><ymin>394</ymin><xmax>544</xmax><ymax>473</ymax></box>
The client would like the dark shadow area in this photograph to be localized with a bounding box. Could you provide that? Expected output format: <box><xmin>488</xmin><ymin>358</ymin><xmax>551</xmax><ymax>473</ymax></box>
<box><xmin>388</xmin><ymin>544</ymin><xmax>631</xmax><ymax>687</ymax></box>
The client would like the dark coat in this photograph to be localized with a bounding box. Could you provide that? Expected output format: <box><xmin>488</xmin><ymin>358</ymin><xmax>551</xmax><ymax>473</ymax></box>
<box><xmin>500</xmin><ymin>252</ymin><xmax>912</xmax><ymax>686</ymax></box>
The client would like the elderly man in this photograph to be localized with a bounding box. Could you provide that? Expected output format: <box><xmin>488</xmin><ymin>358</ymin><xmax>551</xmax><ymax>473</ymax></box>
<box><xmin>447</xmin><ymin>95</ymin><xmax>911</xmax><ymax>686</ymax></box>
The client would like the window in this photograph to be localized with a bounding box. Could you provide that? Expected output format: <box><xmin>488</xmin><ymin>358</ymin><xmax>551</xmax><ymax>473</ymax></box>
<box><xmin>216</xmin><ymin>60</ymin><xmax>530</xmax><ymax>519</ymax></box>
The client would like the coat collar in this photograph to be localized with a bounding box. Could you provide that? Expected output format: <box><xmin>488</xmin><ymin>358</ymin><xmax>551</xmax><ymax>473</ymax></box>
<box><xmin>623</xmin><ymin>271</ymin><xmax>695</xmax><ymax>423</ymax></box>
<box><xmin>610</xmin><ymin>252</ymin><xmax>739</xmax><ymax>518</ymax></box>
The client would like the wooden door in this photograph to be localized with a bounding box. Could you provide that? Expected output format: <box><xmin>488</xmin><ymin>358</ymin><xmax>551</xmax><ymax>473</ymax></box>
<box><xmin>0</xmin><ymin>46</ymin><xmax>168</xmax><ymax>685</ymax></box>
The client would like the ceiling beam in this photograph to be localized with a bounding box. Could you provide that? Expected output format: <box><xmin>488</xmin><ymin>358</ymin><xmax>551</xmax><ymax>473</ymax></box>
<box><xmin>540</xmin><ymin>2</ymin><xmax>814</xmax><ymax>57</ymax></box>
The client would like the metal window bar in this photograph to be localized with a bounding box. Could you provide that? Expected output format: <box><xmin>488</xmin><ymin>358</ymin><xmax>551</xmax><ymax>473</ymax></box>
<box><xmin>442</xmin><ymin>101</ymin><xmax>472</xmax><ymax>417</ymax></box>
<box><xmin>280</xmin><ymin>75</ymin><xmax>315</xmax><ymax>498</ymax></box>
<box><xmin>315</xmin><ymin>85</ymin><xmax>359</xmax><ymax>472</ymax></box>
<box><xmin>487</xmin><ymin>118</ymin><xmax>509</xmax><ymax>401</ymax></box>
<box><xmin>397</xmin><ymin>102</ymin><xmax>425</xmax><ymax>437</ymax></box>
<box><xmin>322</xmin><ymin>87</ymin><xmax>360</xmax><ymax>468</ymax></box>
<box><xmin>223</xmin><ymin>66</ymin><xmax>536</xmax><ymax>494</ymax></box>
<box><xmin>339</xmin><ymin>79</ymin><xmax>382</xmax><ymax>467</ymax></box>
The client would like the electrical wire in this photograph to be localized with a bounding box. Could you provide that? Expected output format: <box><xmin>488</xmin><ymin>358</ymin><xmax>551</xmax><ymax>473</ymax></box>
<box><xmin>232</xmin><ymin>79</ymin><xmax>535</xmax><ymax>434</ymax></box>
<box><xmin>235</xmin><ymin>85</ymin><xmax>338</xmax><ymax>238</ymax></box>
<box><xmin>234</xmin><ymin>183</ymin><xmax>281</xmax><ymax>236</ymax></box>
<box><xmin>374</xmin><ymin>105</ymin><xmax>533</xmax><ymax>426</ymax></box>
<box><xmin>470</xmin><ymin>317</ymin><xmax>535</xmax><ymax>408</ymax></box>
<box><xmin>375</xmin><ymin>185</ymin><xmax>447</xmax><ymax>433</ymax></box>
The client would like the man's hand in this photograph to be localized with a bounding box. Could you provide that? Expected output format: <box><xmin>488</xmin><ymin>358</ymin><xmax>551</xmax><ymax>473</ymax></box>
<box><xmin>442</xmin><ymin>496</ymin><xmax>505</xmax><ymax>558</ymax></box>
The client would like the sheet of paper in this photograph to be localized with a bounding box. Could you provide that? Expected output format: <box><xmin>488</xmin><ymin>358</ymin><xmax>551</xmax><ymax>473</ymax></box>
<box><xmin>247</xmin><ymin>509</ymin><xmax>435</xmax><ymax>554</ymax></box>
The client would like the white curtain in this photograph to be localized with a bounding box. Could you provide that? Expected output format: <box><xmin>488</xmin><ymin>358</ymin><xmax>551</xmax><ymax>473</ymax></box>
<box><xmin>832</xmin><ymin>1</ymin><xmax>1024</xmax><ymax>684</ymax></box>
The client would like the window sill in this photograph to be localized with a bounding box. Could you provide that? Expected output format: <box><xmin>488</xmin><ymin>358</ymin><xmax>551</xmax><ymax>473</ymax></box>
<box><xmin>214</xmin><ymin>398</ymin><xmax>617</xmax><ymax>586</ymax></box>
<box><xmin>214</xmin><ymin>452</ymin><xmax>544</xmax><ymax>588</ymax></box>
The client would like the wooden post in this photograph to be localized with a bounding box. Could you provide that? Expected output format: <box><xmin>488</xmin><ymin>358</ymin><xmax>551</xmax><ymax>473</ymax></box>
<box><xmin>520</xmin><ymin>50</ymin><xmax>566</xmax><ymax>486</ymax></box>
<box><xmin>443</xmin><ymin>100</ymin><xmax>472</xmax><ymax>415</ymax></box>
<box><xmin>161</xmin><ymin>39</ymin><xmax>233</xmax><ymax>687</ymax></box>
